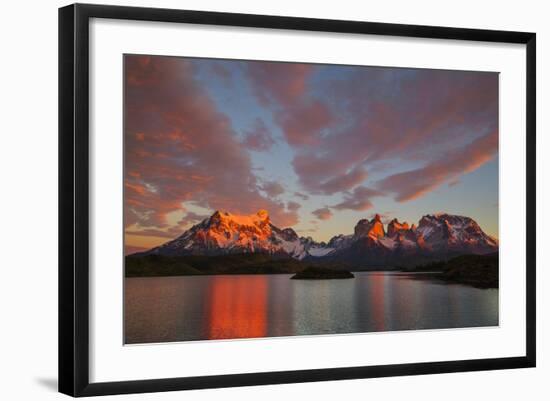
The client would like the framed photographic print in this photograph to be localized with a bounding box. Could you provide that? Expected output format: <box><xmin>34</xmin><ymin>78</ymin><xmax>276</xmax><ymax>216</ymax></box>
<box><xmin>58</xmin><ymin>3</ymin><xmax>536</xmax><ymax>397</ymax></box>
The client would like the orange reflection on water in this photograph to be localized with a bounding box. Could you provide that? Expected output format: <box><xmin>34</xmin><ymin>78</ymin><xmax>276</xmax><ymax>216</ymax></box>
<box><xmin>207</xmin><ymin>276</ymin><xmax>268</xmax><ymax>340</ymax></box>
<box><xmin>370</xmin><ymin>273</ymin><xmax>386</xmax><ymax>331</ymax></box>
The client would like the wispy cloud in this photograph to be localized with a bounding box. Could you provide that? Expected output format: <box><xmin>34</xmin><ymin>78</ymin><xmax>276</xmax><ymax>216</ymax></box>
<box><xmin>294</xmin><ymin>191</ymin><xmax>309</xmax><ymax>200</ymax></box>
<box><xmin>261</xmin><ymin>181</ymin><xmax>285</xmax><ymax>197</ymax></box>
<box><xmin>242</xmin><ymin>118</ymin><xmax>275</xmax><ymax>151</ymax></box>
<box><xmin>332</xmin><ymin>186</ymin><xmax>384</xmax><ymax>211</ymax></box>
<box><xmin>286</xmin><ymin>201</ymin><xmax>301</xmax><ymax>212</ymax></box>
<box><xmin>377</xmin><ymin>130</ymin><xmax>498</xmax><ymax>202</ymax></box>
<box><xmin>312</xmin><ymin>207</ymin><xmax>333</xmax><ymax>221</ymax></box>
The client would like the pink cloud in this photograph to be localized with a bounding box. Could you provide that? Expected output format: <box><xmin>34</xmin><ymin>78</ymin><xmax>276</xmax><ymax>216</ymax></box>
<box><xmin>377</xmin><ymin>130</ymin><xmax>498</xmax><ymax>202</ymax></box>
<box><xmin>209</xmin><ymin>62</ymin><xmax>232</xmax><ymax>84</ymax></box>
<box><xmin>242</xmin><ymin>118</ymin><xmax>275</xmax><ymax>151</ymax></box>
<box><xmin>261</xmin><ymin>181</ymin><xmax>285</xmax><ymax>197</ymax></box>
<box><xmin>246</xmin><ymin>61</ymin><xmax>336</xmax><ymax>155</ymax></box>
<box><xmin>247</xmin><ymin>62</ymin><xmax>313</xmax><ymax>105</ymax></box>
<box><xmin>247</xmin><ymin>64</ymin><xmax>498</xmax><ymax>199</ymax></box>
<box><xmin>276</xmin><ymin>100</ymin><xmax>333</xmax><ymax>146</ymax></box>
<box><xmin>124</xmin><ymin>245</ymin><xmax>148</xmax><ymax>256</ymax></box>
<box><xmin>291</xmin><ymin>145</ymin><xmax>370</xmax><ymax>195</ymax></box>
<box><xmin>312</xmin><ymin>207</ymin><xmax>333</xmax><ymax>221</ymax></box>
<box><xmin>332</xmin><ymin>186</ymin><xmax>384</xmax><ymax>211</ymax></box>
<box><xmin>326</xmin><ymin>69</ymin><xmax>498</xmax><ymax>164</ymax></box>
<box><xmin>286</xmin><ymin>201</ymin><xmax>301</xmax><ymax>212</ymax></box>
<box><xmin>294</xmin><ymin>191</ymin><xmax>309</xmax><ymax>200</ymax></box>
<box><xmin>319</xmin><ymin>166</ymin><xmax>369</xmax><ymax>195</ymax></box>
<box><xmin>125</xmin><ymin>227</ymin><xmax>181</xmax><ymax>239</ymax></box>
<box><xmin>291</xmin><ymin>155</ymin><xmax>369</xmax><ymax>195</ymax></box>
<box><xmin>178</xmin><ymin>211</ymin><xmax>210</xmax><ymax>227</ymax></box>
<box><xmin>125</xmin><ymin>55</ymin><xmax>298</xmax><ymax>234</ymax></box>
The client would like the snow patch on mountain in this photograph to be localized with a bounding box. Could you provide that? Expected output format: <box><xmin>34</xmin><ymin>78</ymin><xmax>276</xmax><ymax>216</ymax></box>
<box><xmin>378</xmin><ymin>236</ymin><xmax>396</xmax><ymax>249</ymax></box>
<box><xmin>308</xmin><ymin>247</ymin><xmax>335</xmax><ymax>257</ymax></box>
<box><xmin>140</xmin><ymin>210</ymin><xmax>498</xmax><ymax>262</ymax></box>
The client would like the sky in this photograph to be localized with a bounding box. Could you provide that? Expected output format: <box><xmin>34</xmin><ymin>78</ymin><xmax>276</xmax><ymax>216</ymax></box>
<box><xmin>124</xmin><ymin>55</ymin><xmax>499</xmax><ymax>254</ymax></box>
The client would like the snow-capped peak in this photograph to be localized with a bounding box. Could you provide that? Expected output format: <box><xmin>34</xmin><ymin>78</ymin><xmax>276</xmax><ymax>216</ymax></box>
<box><xmin>140</xmin><ymin>210</ymin><xmax>498</xmax><ymax>263</ymax></box>
<box><xmin>146</xmin><ymin>209</ymin><xmax>324</xmax><ymax>260</ymax></box>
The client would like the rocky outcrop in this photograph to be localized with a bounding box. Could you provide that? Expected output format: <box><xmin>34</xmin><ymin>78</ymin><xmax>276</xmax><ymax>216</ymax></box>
<box><xmin>138</xmin><ymin>210</ymin><xmax>498</xmax><ymax>267</ymax></box>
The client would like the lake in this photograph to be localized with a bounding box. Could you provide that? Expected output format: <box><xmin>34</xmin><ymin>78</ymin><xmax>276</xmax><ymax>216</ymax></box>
<box><xmin>124</xmin><ymin>272</ymin><xmax>498</xmax><ymax>344</ymax></box>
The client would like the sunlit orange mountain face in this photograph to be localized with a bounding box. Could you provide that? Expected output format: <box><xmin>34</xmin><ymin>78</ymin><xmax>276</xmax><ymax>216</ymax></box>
<box><xmin>133</xmin><ymin>210</ymin><xmax>498</xmax><ymax>268</ymax></box>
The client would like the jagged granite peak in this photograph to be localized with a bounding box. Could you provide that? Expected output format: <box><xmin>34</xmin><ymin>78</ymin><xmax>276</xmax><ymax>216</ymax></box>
<box><xmin>210</xmin><ymin>209</ymin><xmax>271</xmax><ymax>229</ymax></box>
<box><xmin>270</xmin><ymin>224</ymin><xmax>302</xmax><ymax>245</ymax></box>
<box><xmin>387</xmin><ymin>218</ymin><xmax>411</xmax><ymax>237</ymax></box>
<box><xmin>327</xmin><ymin>234</ymin><xmax>353</xmax><ymax>249</ymax></box>
<box><xmin>138</xmin><ymin>210</ymin><xmax>498</xmax><ymax>266</ymax></box>
<box><xmin>280</xmin><ymin>227</ymin><xmax>299</xmax><ymax>242</ymax></box>
<box><xmin>145</xmin><ymin>209</ymin><xmax>321</xmax><ymax>260</ymax></box>
<box><xmin>354</xmin><ymin>215</ymin><xmax>385</xmax><ymax>239</ymax></box>
<box><xmin>416</xmin><ymin>213</ymin><xmax>498</xmax><ymax>253</ymax></box>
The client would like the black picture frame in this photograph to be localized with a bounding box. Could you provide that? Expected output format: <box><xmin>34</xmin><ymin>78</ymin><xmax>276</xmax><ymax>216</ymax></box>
<box><xmin>59</xmin><ymin>3</ymin><xmax>536</xmax><ymax>397</ymax></box>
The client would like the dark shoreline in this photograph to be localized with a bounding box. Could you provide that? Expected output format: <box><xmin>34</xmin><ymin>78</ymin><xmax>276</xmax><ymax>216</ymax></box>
<box><xmin>291</xmin><ymin>266</ymin><xmax>354</xmax><ymax>280</ymax></box>
<box><xmin>125</xmin><ymin>253</ymin><xmax>498</xmax><ymax>288</ymax></box>
<box><xmin>401</xmin><ymin>253</ymin><xmax>498</xmax><ymax>289</ymax></box>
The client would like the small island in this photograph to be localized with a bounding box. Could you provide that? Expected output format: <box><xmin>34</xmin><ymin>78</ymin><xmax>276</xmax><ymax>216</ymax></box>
<box><xmin>291</xmin><ymin>266</ymin><xmax>355</xmax><ymax>280</ymax></box>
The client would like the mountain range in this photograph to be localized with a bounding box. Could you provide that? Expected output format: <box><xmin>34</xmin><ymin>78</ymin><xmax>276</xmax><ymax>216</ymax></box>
<box><xmin>136</xmin><ymin>210</ymin><xmax>498</xmax><ymax>267</ymax></box>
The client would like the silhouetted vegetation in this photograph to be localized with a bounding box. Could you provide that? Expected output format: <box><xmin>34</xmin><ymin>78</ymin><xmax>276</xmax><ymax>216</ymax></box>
<box><xmin>126</xmin><ymin>253</ymin><xmax>498</xmax><ymax>288</ymax></box>
<box><xmin>291</xmin><ymin>266</ymin><xmax>354</xmax><ymax>280</ymax></box>
<box><xmin>407</xmin><ymin>253</ymin><xmax>498</xmax><ymax>288</ymax></box>
<box><xmin>125</xmin><ymin>253</ymin><xmax>342</xmax><ymax>277</ymax></box>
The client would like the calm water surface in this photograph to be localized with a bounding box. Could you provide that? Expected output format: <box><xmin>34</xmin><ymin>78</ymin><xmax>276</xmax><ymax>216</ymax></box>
<box><xmin>125</xmin><ymin>272</ymin><xmax>498</xmax><ymax>344</ymax></box>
